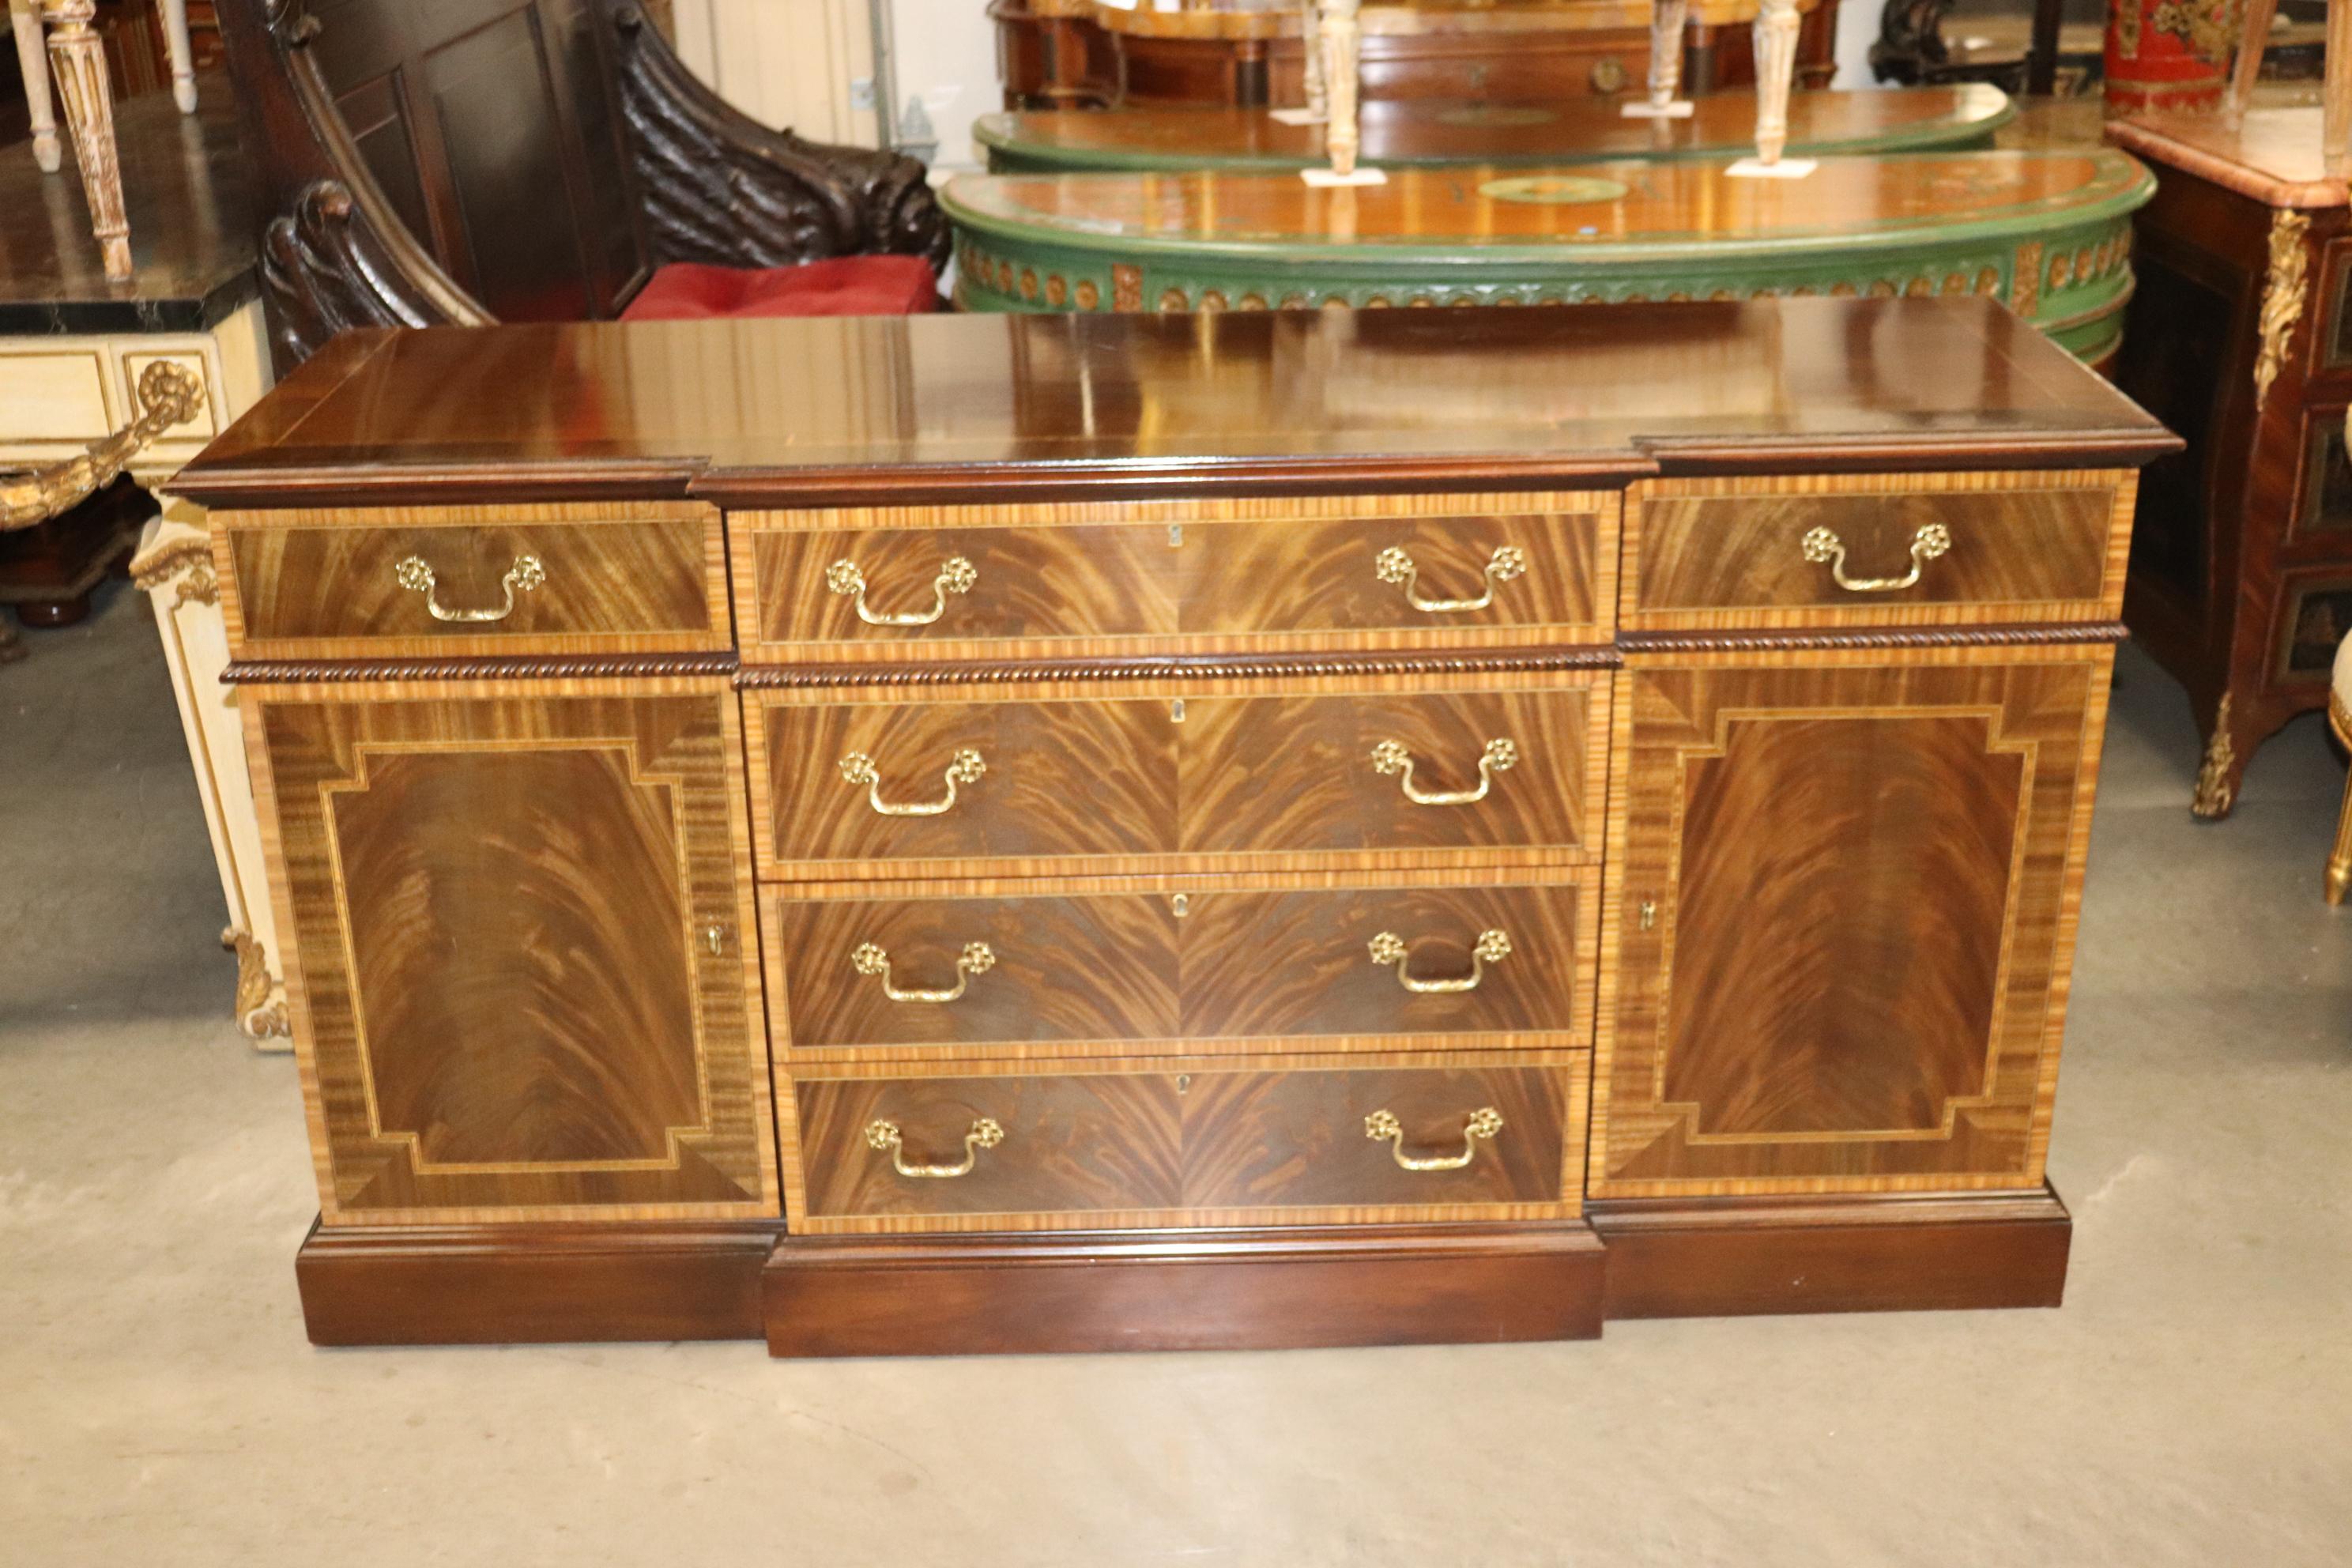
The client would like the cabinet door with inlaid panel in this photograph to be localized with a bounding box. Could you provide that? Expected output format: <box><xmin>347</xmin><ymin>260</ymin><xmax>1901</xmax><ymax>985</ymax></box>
<box><xmin>1590</xmin><ymin>646</ymin><xmax>2113</xmax><ymax>1198</ymax></box>
<box><xmin>247</xmin><ymin>680</ymin><xmax>776</xmax><ymax>1224</ymax></box>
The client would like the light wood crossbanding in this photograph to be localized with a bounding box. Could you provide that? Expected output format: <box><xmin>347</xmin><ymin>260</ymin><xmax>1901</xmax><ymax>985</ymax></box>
<box><xmin>1621</xmin><ymin>471</ymin><xmax>2135</xmax><ymax>632</ymax></box>
<box><xmin>778</xmin><ymin>1049</ymin><xmax>1588</xmax><ymax>1233</ymax></box>
<box><xmin>214</xmin><ymin>502</ymin><xmax>729</xmax><ymax>660</ymax></box>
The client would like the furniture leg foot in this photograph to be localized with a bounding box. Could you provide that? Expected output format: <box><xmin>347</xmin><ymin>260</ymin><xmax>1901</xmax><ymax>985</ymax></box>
<box><xmin>41</xmin><ymin>0</ymin><xmax>132</xmax><ymax>279</ymax></box>
<box><xmin>13</xmin><ymin>591</ymin><xmax>92</xmax><ymax>628</ymax></box>
<box><xmin>2192</xmin><ymin>691</ymin><xmax>2247</xmax><ymax>819</ymax></box>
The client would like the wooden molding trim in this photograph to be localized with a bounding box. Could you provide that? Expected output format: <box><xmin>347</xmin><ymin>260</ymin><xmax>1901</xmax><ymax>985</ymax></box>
<box><xmin>224</xmin><ymin>653</ymin><xmax>743</xmax><ymax>683</ymax></box>
<box><xmin>1619</xmin><ymin>621</ymin><xmax>2132</xmax><ymax>652</ymax></box>
<box><xmin>734</xmin><ymin>646</ymin><xmax>1625</xmax><ymax>688</ymax></box>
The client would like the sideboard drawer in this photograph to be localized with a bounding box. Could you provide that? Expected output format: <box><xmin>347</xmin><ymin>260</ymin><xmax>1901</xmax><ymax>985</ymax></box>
<box><xmin>218</xmin><ymin>503</ymin><xmax>729</xmax><ymax>658</ymax></box>
<box><xmin>746</xmin><ymin>680</ymin><xmax>1605</xmax><ymax>877</ymax></box>
<box><xmin>733</xmin><ymin>494</ymin><xmax>1612</xmax><ymax>658</ymax></box>
<box><xmin>1623</xmin><ymin>473</ymin><xmax>2130</xmax><ymax>631</ymax></box>
<box><xmin>763</xmin><ymin>879</ymin><xmax>1592</xmax><ymax>1053</ymax></box>
<box><xmin>783</xmin><ymin>1053</ymin><xmax>1582</xmax><ymax>1231</ymax></box>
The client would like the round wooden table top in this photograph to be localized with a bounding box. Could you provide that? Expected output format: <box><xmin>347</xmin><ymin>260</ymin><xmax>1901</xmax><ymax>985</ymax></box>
<box><xmin>943</xmin><ymin>149</ymin><xmax>2151</xmax><ymax>263</ymax></box>
<box><xmin>977</xmin><ymin>86</ymin><xmax>2018</xmax><ymax>173</ymax></box>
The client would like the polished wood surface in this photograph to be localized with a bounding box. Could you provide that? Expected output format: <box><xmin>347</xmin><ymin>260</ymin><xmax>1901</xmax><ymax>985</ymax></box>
<box><xmin>245</xmin><ymin>677</ymin><xmax>775</xmax><ymax>1224</ymax></box>
<box><xmin>1623</xmin><ymin>471</ymin><xmax>2132</xmax><ymax>631</ymax></box>
<box><xmin>2108</xmin><ymin>105</ymin><xmax>2351</xmax><ymax>209</ymax></box>
<box><xmin>943</xmin><ymin>151</ymin><xmax>2150</xmax><ymax>252</ymax></box>
<box><xmin>168</xmin><ymin>302</ymin><xmax>2178</xmax><ymax>507</ymax></box>
<box><xmin>766</xmin><ymin>878</ymin><xmax>1589</xmax><ymax>1054</ymax></box>
<box><xmin>763</xmin><ymin>1222</ymin><xmax>1606</xmax><ymax>1355</ymax></box>
<box><xmin>746</xmin><ymin>677</ymin><xmax>1604</xmax><ymax>879</ymax></box>
<box><xmin>781</xmin><ymin>1050</ymin><xmax>1583</xmax><ymax>1231</ymax></box>
<box><xmin>217</xmin><ymin>501</ymin><xmax>728</xmax><ymax>658</ymax></box>
<box><xmin>977</xmin><ymin>85</ymin><xmax>2015</xmax><ymax>172</ymax></box>
<box><xmin>737</xmin><ymin>493</ymin><xmax>1612</xmax><ymax>660</ymax></box>
<box><xmin>1591</xmin><ymin>644</ymin><xmax>2112</xmax><ymax>1198</ymax></box>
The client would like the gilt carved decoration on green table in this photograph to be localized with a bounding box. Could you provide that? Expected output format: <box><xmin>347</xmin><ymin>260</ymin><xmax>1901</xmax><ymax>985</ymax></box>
<box><xmin>942</xmin><ymin>149</ymin><xmax>2155</xmax><ymax>364</ymax></box>
<box><xmin>976</xmin><ymin>85</ymin><xmax>2018</xmax><ymax>174</ymax></box>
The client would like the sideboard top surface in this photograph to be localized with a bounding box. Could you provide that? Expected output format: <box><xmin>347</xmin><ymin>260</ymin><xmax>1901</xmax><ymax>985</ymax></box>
<box><xmin>172</xmin><ymin>300</ymin><xmax>2176</xmax><ymax>506</ymax></box>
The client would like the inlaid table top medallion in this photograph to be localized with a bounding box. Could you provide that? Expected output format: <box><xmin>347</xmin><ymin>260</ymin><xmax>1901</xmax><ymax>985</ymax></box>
<box><xmin>976</xmin><ymin>85</ymin><xmax>2018</xmax><ymax>174</ymax></box>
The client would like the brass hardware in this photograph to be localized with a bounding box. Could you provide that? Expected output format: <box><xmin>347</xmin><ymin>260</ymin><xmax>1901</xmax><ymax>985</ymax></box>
<box><xmin>1638</xmin><ymin>899</ymin><xmax>1657</xmax><ymax>932</ymax></box>
<box><xmin>839</xmin><ymin>748</ymin><xmax>986</xmax><ymax>816</ymax></box>
<box><xmin>1363</xmin><ymin>1106</ymin><xmax>1504</xmax><ymax>1171</ymax></box>
<box><xmin>865</xmin><ymin>1117</ymin><xmax>1004</xmax><ymax>1178</ymax></box>
<box><xmin>1167</xmin><ymin>524</ymin><xmax>1184</xmax><ymax>548</ymax></box>
<box><xmin>1170</xmin><ymin>699</ymin><xmax>1186</xmax><ymax>722</ymax></box>
<box><xmin>1366</xmin><ymin>928</ymin><xmax>1510</xmax><ymax>993</ymax></box>
<box><xmin>2254</xmin><ymin>211</ymin><xmax>2311</xmax><ymax>413</ymax></box>
<box><xmin>1800</xmin><ymin>523</ymin><xmax>1950</xmax><ymax>593</ymax></box>
<box><xmin>1369</xmin><ymin>737</ymin><xmax>1517</xmax><ymax>805</ymax></box>
<box><xmin>825</xmin><ymin>555</ymin><xmax>977</xmax><ymax>626</ymax></box>
<box><xmin>1170</xmin><ymin>893</ymin><xmax>1189</xmax><ymax>918</ymax></box>
<box><xmin>1174</xmin><ymin>1073</ymin><xmax>1192</xmax><ymax>1093</ymax></box>
<box><xmin>394</xmin><ymin>552</ymin><xmax>545</xmax><ymax>623</ymax></box>
<box><xmin>851</xmin><ymin>940</ymin><xmax>995</xmax><ymax>1003</ymax></box>
<box><xmin>705</xmin><ymin>925</ymin><xmax>725</xmax><ymax>956</ymax></box>
<box><xmin>1374</xmin><ymin>544</ymin><xmax>1526</xmax><ymax>613</ymax></box>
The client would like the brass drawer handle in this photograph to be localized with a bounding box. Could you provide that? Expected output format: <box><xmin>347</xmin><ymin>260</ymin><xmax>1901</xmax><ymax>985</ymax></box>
<box><xmin>865</xmin><ymin>1117</ymin><xmax>1004</xmax><ymax>1178</ymax></box>
<box><xmin>827</xmin><ymin>555</ymin><xmax>978</xmax><ymax>626</ymax></box>
<box><xmin>394</xmin><ymin>553</ymin><xmax>545</xmax><ymax>623</ymax></box>
<box><xmin>1364</xmin><ymin>1106</ymin><xmax>1503</xmax><ymax>1171</ymax></box>
<box><xmin>1369</xmin><ymin>737</ymin><xmax>1516</xmax><ymax>805</ymax></box>
<box><xmin>839</xmin><ymin>748</ymin><xmax>986</xmax><ymax>816</ymax></box>
<box><xmin>851</xmin><ymin>940</ymin><xmax>995</xmax><ymax>1003</ymax></box>
<box><xmin>1374</xmin><ymin>544</ymin><xmax>1525</xmax><ymax>613</ymax></box>
<box><xmin>1800</xmin><ymin>522</ymin><xmax>1951</xmax><ymax>594</ymax></box>
<box><xmin>1367</xmin><ymin>928</ymin><xmax>1510</xmax><ymax>993</ymax></box>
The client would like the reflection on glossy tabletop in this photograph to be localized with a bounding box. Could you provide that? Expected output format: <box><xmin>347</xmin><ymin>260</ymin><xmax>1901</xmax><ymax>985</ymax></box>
<box><xmin>943</xmin><ymin>150</ymin><xmax>2151</xmax><ymax>251</ymax></box>
<box><xmin>171</xmin><ymin>300</ymin><xmax>2173</xmax><ymax>503</ymax></box>
<box><xmin>978</xmin><ymin>86</ymin><xmax>2016</xmax><ymax>172</ymax></box>
<box><xmin>2107</xmin><ymin>105</ymin><xmax>2352</xmax><ymax>209</ymax></box>
<box><xmin>0</xmin><ymin>74</ymin><xmax>255</xmax><ymax>330</ymax></box>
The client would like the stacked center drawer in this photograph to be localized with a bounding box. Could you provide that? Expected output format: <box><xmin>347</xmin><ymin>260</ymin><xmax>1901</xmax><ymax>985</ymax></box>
<box><xmin>737</xmin><ymin>493</ymin><xmax>1615</xmax><ymax>1234</ymax></box>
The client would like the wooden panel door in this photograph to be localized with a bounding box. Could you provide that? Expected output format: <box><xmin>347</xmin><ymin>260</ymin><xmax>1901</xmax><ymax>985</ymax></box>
<box><xmin>1591</xmin><ymin>646</ymin><xmax>2113</xmax><ymax>1197</ymax></box>
<box><xmin>247</xmin><ymin>679</ymin><xmax>776</xmax><ymax>1223</ymax></box>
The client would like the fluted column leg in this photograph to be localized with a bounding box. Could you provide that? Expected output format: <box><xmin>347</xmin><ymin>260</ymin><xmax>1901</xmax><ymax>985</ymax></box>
<box><xmin>1623</xmin><ymin>0</ymin><xmax>1694</xmax><ymax>119</ymax></box>
<box><xmin>1300</xmin><ymin>0</ymin><xmax>1328</xmax><ymax>119</ymax></box>
<box><xmin>1321</xmin><ymin>0</ymin><xmax>1361</xmax><ymax>178</ymax></box>
<box><xmin>1728</xmin><ymin>0</ymin><xmax>1813</xmax><ymax>177</ymax></box>
<box><xmin>9</xmin><ymin>0</ymin><xmax>59</xmax><ymax>173</ymax></box>
<box><xmin>41</xmin><ymin>0</ymin><xmax>131</xmax><ymax>278</ymax></box>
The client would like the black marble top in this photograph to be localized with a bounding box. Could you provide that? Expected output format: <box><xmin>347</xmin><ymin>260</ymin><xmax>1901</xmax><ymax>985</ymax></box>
<box><xmin>0</xmin><ymin>75</ymin><xmax>257</xmax><ymax>335</ymax></box>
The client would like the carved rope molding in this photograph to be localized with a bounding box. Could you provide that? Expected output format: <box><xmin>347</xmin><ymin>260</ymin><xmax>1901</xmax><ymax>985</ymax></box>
<box><xmin>1</xmin><ymin>364</ymin><xmax>204</xmax><ymax>531</ymax></box>
<box><xmin>2253</xmin><ymin>209</ymin><xmax>2312</xmax><ymax>413</ymax></box>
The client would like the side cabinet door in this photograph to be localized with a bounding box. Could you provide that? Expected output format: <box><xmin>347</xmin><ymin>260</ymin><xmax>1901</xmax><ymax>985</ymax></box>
<box><xmin>1592</xmin><ymin>648</ymin><xmax>2112</xmax><ymax>1198</ymax></box>
<box><xmin>249</xmin><ymin>681</ymin><xmax>777</xmax><ymax>1223</ymax></box>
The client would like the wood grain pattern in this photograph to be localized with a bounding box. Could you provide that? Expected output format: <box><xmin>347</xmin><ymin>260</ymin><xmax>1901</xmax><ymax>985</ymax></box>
<box><xmin>1589</xmin><ymin>643</ymin><xmax>2113</xmax><ymax>1197</ymax></box>
<box><xmin>762</xmin><ymin>1221</ymin><xmax>1607</xmax><ymax>1356</ymax></box>
<box><xmin>215</xmin><ymin>502</ymin><xmax>727</xmax><ymax>658</ymax></box>
<box><xmin>1622</xmin><ymin>471</ymin><xmax>2135</xmax><ymax>631</ymax></box>
<box><xmin>746</xmin><ymin>675</ymin><xmax>1608</xmax><ymax>880</ymax></box>
<box><xmin>735</xmin><ymin>493</ymin><xmax>1613</xmax><ymax>660</ymax></box>
<box><xmin>763</xmin><ymin>878</ymin><xmax>1591</xmax><ymax>1056</ymax></box>
<box><xmin>243</xmin><ymin>677</ymin><xmax>776</xmax><ymax>1225</ymax></box>
<box><xmin>778</xmin><ymin>1050</ymin><xmax>1586</xmax><ymax>1232</ymax></box>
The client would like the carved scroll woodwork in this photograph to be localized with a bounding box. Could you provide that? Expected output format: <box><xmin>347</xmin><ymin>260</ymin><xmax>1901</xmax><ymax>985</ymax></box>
<box><xmin>2</xmin><ymin>364</ymin><xmax>204</xmax><ymax>532</ymax></box>
<box><xmin>2253</xmin><ymin>210</ymin><xmax>2311</xmax><ymax>413</ymax></box>
<box><xmin>41</xmin><ymin>0</ymin><xmax>131</xmax><ymax>278</ymax></box>
<box><xmin>607</xmin><ymin>2</ymin><xmax>949</xmax><ymax>275</ymax></box>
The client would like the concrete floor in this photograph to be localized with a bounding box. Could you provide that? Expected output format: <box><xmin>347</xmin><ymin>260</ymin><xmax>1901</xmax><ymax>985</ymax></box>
<box><xmin>2</xmin><ymin>581</ymin><xmax>2347</xmax><ymax>1567</ymax></box>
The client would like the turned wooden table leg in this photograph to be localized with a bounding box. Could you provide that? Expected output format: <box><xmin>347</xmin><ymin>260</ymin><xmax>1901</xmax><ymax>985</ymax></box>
<box><xmin>1320</xmin><ymin>0</ymin><xmax>1362</xmax><ymax>178</ymax></box>
<box><xmin>161</xmin><ymin>0</ymin><xmax>197</xmax><ymax>114</ymax></box>
<box><xmin>1642</xmin><ymin>0</ymin><xmax>1691</xmax><ymax>115</ymax></box>
<box><xmin>1751</xmin><ymin>0</ymin><xmax>1801</xmax><ymax>166</ymax></box>
<box><xmin>9</xmin><ymin>0</ymin><xmax>59</xmax><ymax>173</ymax></box>
<box><xmin>41</xmin><ymin>0</ymin><xmax>131</xmax><ymax>279</ymax></box>
<box><xmin>1299</xmin><ymin>0</ymin><xmax>1327</xmax><ymax>119</ymax></box>
<box><xmin>2225</xmin><ymin>0</ymin><xmax>2278</xmax><ymax>122</ymax></box>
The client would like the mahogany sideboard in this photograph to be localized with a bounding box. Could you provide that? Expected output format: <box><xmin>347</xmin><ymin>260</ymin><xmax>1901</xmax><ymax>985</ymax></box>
<box><xmin>168</xmin><ymin>300</ymin><xmax>2175</xmax><ymax>1355</ymax></box>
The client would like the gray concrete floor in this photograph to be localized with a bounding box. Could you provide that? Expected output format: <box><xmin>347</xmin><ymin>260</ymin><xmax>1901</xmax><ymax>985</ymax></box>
<box><xmin>3</xmin><ymin>580</ymin><xmax>2348</xmax><ymax>1567</ymax></box>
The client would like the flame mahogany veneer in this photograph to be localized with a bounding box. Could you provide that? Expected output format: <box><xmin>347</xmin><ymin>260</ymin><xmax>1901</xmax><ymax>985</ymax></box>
<box><xmin>175</xmin><ymin>300</ymin><xmax>2176</xmax><ymax>1354</ymax></box>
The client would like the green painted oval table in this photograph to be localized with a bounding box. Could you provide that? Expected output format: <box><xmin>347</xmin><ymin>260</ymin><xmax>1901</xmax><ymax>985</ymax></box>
<box><xmin>942</xmin><ymin>149</ymin><xmax>2154</xmax><ymax>363</ymax></box>
<box><xmin>975</xmin><ymin>85</ymin><xmax>2018</xmax><ymax>174</ymax></box>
